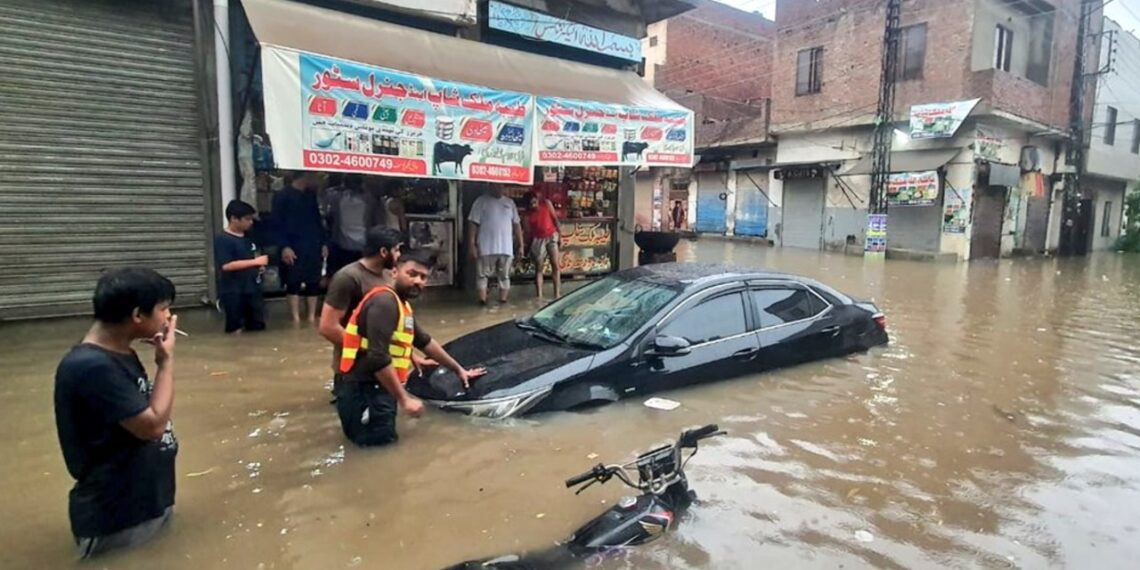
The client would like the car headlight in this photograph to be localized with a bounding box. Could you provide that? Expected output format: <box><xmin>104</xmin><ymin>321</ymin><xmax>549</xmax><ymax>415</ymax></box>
<box><xmin>427</xmin><ymin>386</ymin><xmax>553</xmax><ymax>419</ymax></box>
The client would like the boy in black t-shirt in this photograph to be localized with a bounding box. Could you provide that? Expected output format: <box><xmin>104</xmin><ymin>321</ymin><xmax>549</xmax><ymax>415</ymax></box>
<box><xmin>53</xmin><ymin>268</ymin><xmax>180</xmax><ymax>558</ymax></box>
<box><xmin>214</xmin><ymin>200</ymin><xmax>269</xmax><ymax>333</ymax></box>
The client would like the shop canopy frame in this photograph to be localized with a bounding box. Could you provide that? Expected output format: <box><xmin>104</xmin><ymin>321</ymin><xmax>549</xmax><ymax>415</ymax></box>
<box><xmin>243</xmin><ymin>0</ymin><xmax>694</xmax><ymax>175</ymax></box>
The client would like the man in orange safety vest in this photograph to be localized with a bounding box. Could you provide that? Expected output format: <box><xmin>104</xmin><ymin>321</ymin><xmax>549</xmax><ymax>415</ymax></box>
<box><xmin>335</xmin><ymin>249</ymin><xmax>485</xmax><ymax>446</ymax></box>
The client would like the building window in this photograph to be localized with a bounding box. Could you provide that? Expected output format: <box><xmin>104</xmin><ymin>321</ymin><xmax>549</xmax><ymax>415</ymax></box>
<box><xmin>796</xmin><ymin>47</ymin><xmax>824</xmax><ymax>96</ymax></box>
<box><xmin>1102</xmin><ymin>201</ymin><xmax>1113</xmax><ymax>237</ymax></box>
<box><xmin>1132</xmin><ymin>120</ymin><xmax>1140</xmax><ymax>154</ymax></box>
<box><xmin>994</xmin><ymin>25</ymin><xmax>1013</xmax><ymax>72</ymax></box>
<box><xmin>1105</xmin><ymin>106</ymin><xmax>1118</xmax><ymax>145</ymax></box>
<box><xmin>649</xmin><ymin>35</ymin><xmax>658</xmax><ymax>47</ymax></box>
<box><xmin>898</xmin><ymin>24</ymin><xmax>927</xmax><ymax>80</ymax></box>
<box><xmin>1026</xmin><ymin>13</ymin><xmax>1054</xmax><ymax>85</ymax></box>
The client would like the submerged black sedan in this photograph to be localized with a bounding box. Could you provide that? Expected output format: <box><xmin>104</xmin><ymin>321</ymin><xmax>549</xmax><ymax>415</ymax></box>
<box><xmin>407</xmin><ymin>263</ymin><xmax>888</xmax><ymax>418</ymax></box>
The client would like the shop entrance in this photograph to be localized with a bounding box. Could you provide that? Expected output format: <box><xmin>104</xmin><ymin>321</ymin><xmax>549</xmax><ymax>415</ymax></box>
<box><xmin>970</xmin><ymin>186</ymin><xmax>1007</xmax><ymax>260</ymax></box>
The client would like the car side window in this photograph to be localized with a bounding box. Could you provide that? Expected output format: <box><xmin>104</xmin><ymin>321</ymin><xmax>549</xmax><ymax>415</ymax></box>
<box><xmin>659</xmin><ymin>292</ymin><xmax>747</xmax><ymax>345</ymax></box>
<box><xmin>751</xmin><ymin>287</ymin><xmax>827</xmax><ymax>328</ymax></box>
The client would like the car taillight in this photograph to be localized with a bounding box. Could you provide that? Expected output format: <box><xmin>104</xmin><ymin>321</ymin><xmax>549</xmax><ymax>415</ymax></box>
<box><xmin>873</xmin><ymin>314</ymin><xmax>887</xmax><ymax>330</ymax></box>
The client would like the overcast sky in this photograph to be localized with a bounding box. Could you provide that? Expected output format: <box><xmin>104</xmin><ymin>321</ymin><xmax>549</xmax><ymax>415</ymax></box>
<box><xmin>710</xmin><ymin>0</ymin><xmax>1140</xmax><ymax>33</ymax></box>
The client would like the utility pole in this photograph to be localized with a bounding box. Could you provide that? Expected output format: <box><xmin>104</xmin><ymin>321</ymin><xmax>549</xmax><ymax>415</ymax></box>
<box><xmin>865</xmin><ymin>0</ymin><xmax>902</xmax><ymax>257</ymax></box>
<box><xmin>1059</xmin><ymin>0</ymin><xmax>1100</xmax><ymax>256</ymax></box>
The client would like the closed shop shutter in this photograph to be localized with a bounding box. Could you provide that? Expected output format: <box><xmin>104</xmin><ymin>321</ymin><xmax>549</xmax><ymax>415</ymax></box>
<box><xmin>695</xmin><ymin>172</ymin><xmax>728</xmax><ymax>234</ymax></box>
<box><xmin>734</xmin><ymin>170</ymin><xmax>769</xmax><ymax>237</ymax></box>
<box><xmin>0</xmin><ymin>0</ymin><xmax>209</xmax><ymax>319</ymax></box>
<box><xmin>781</xmin><ymin>179</ymin><xmax>824</xmax><ymax>249</ymax></box>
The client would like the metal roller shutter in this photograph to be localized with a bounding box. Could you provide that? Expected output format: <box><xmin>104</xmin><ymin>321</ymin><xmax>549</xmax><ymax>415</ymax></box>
<box><xmin>0</xmin><ymin>0</ymin><xmax>210</xmax><ymax>319</ymax></box>
<box><xmin>781</xmin><ymin>179</ymin><xmax>824</xmax><ymax>249</ymax></box>
<box><xmin>695</xmin><ymin>171</ymin><xmax>727</xmax><ymax>234</ymax></box>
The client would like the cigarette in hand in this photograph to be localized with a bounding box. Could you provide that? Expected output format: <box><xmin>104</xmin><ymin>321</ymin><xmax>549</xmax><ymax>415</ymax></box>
<box><xmin>174</xmin><ymin>328</ymin><xmax>189</xmax><ymax>337</ymax></box>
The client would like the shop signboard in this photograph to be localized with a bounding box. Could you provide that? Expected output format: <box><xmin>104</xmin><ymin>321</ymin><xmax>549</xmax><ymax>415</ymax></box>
<box><xmin>909</xmin><ymin>99</ymin><xmax>980</xmax><ymax>140</ymax></box>
<box><xmin>534</xmin><ymin>96</ymin><xmax>694</xmax><ymax>167</ymax></box>
<box><xmin>886</xmin><ymin>170</ymin><xmax>940</xmax><ymax>207</ymax></box>
<box><xmin>261</xmin><ymin>47</ymin><xmax>535</xmax><ymax>183</ymax></box>
<box><xmin>488</xmin><ymin>1</ymin><xmax>641</xmax><ymax>63</ymax></box>
<box><xmin>974</xmin><ymin>124</ymin><xmax>1007</xmax><ymax>162</ymax></box>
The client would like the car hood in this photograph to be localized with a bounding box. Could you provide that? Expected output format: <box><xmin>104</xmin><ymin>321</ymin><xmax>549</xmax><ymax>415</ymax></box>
<box><xmin>406</xmin><ymin>320</ymin><xmax>596</xmax><ymax>401</ymax></box>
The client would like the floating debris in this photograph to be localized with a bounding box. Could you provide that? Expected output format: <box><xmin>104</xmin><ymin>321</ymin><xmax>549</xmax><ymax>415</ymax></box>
<box><xmin>643</xmin><ymin>397</ymin><xmax>680</xmax><ymax>411</ymax></box>
<box><xmin>187</xmin><ymin>467</ymin><xmax>218</xmax><ymax>478</ymax></box>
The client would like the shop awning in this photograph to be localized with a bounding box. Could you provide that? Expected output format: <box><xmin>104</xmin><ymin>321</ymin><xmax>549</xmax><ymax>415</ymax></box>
<box><xmin>841</xmin><ymin>148</ymin><xmax>962</xmax><ymax>176</ymax></box>
<box><xmin>242</xmin><ymin>0</ymin><xmax>685</xmax><ymax>111</ymax></box>
<box><xmin>246</xmin><ymin>0</ymin><xmax>694</xmax><ymax>178</ymax></box>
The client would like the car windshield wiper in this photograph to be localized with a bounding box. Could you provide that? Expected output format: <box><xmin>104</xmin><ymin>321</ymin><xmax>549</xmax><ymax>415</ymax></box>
<box><xmin>517</xmin><ymin>318</ymin><xmax>567</xmax><ymax>344</ymax></box>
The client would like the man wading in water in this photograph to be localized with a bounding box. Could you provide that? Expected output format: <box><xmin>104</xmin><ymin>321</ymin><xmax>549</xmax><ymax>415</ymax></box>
<box><xmin>335</xmin><ymin>250</ymin><xmax>486</xmax><ymax>446</ymax></box>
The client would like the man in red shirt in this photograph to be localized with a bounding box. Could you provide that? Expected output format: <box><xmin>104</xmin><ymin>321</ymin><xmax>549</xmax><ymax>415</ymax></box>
<box><xmin>522</xmin><ymin>191</ymin><xmax>562</xmax><ymax>300</ymax></box>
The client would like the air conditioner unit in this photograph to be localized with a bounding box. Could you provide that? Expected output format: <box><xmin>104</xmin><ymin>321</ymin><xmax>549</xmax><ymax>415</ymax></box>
<box><xmin>1019</xmin><ymin>146</ymin><xmax>1042</xmax><ymax>172</ymax></box>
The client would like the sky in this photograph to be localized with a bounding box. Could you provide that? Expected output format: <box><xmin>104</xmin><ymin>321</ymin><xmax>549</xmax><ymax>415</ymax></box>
<box><xmin>709</xmin><ymin>0</ymin><xmax>1140</xmax><ymax>33</ymax></box>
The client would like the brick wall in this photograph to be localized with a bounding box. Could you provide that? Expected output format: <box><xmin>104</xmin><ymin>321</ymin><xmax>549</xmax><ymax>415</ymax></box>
<box><xmin>653</xmin><ymin>0</ymin><xmax>775</xmax><ymax>104</ymax></box>
<box><xmin>770</xmin><ymin>0</ymin><xmax>1089</xmax><ymax>132</ymax></box>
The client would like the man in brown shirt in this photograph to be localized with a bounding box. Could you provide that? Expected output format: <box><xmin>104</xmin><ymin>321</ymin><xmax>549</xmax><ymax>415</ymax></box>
<box><xmin>320</xmin><ymin>226</ymin><xmax>415</xmax><ymax>402</ymax></box>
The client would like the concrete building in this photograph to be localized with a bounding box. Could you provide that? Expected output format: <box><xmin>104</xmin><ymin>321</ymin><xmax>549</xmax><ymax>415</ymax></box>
<box><xmin>768</xmin><ymin>0</ymin><xmax>1099</xmax><ymax>260</ymax></box>
<box><xmin>640</xmin><ymin>0</ymin><xmax>775</xmax><ymax>237</ymax></box>
<box><xmin>1078</xmin><ymin>17</ymin><xmax>1138</xmax><ymax>252</ymax></box>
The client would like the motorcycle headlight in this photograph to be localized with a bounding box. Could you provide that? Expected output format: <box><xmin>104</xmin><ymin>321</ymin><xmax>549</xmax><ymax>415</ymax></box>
<box><xmin>428</xmin><ymin>387</ymin><xmax>553</xmax><ymax>419</ymax></box>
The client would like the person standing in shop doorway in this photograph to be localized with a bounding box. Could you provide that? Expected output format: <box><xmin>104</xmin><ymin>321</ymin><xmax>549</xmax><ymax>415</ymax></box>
<box><xmin>273</xmin><ymin>171</ymin><xmax>327</xmax><ymax>323</ymax></box>
<box><xmin>214</xmin><ymin>199</ymin><xmax>268</xmax><ymax>333</ymax></box>
<box><xmin>54</xmin><ymin>268</ymin><xmax>179</xmax><ymax>559</ymax></box>
<box><xmin>375</xmin><ymin>178</ymin><xmax>408</xmax><ymax>237</ymax></box>
<box><xmin>522</xmin><ymin>191</ymin><xmax>562</xmax><ymax>301</ymax></box>
<box><xmin>467</xmin><ymin>184</ymin><xmax>523</xmax><ymax>305</ymax></box>
<box><xmin>327</xmin><ymin>175</ymin><xmax>384</xmax><ymax>276</ymax></box>
<box><xmin>671</xmin><ymin>200</ymin><xmax>686</xmax><ymax>231</ymax></box>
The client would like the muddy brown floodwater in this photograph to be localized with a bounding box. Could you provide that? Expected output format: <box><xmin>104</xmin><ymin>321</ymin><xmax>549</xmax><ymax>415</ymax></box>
<box><xmin>3</xmin><ymin>241</ymin><xmax>1140</xmax><ymax>569</ymax></box>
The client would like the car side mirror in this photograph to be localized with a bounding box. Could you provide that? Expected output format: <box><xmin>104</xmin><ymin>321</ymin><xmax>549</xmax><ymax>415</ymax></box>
<box><xmin>647</xmin><ymin>335</ymin><xmax>691</xmax><ymax>357</ymax></box>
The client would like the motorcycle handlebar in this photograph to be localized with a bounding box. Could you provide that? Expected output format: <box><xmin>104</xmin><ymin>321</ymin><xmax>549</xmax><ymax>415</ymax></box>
<box><xmin>680</xmin><ymin>424</ymin><xmax>721</xmax><ymax>446</ymax></box>
<box><xmin>565</xmin><ymin>464</ymin><xmax>605</xmax><ymax>488</ymax></box>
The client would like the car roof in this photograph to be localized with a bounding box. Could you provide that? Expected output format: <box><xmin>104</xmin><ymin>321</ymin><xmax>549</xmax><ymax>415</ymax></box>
<box><xmin>617</xmin><ymin>262</ymin><xmax>824</xmax><ymax>291</ymax></box>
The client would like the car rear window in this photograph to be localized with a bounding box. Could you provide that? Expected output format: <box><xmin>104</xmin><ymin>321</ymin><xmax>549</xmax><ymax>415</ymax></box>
<box><xmin>751</xmin><ymin>287</ymin><xmax>827</xmax><ymax>328</ymax></box>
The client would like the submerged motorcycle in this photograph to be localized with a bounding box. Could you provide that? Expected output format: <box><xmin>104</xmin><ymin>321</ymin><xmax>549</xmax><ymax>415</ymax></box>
<box><xmin>445</xmin><ymin>424</ymin><xmax>726</xmax><ymax>570</ymax></box>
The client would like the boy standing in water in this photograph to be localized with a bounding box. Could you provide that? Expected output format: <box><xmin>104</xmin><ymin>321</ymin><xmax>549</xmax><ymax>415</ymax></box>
<box><xmin>214</xmin><ymin>199</ymin><xmax>269</xmax><ymax>333</ymax></box>
<box><xmin>53</xmin><ymin>268</ymin><xmax>179</xmax><ymax>558</ymax></box>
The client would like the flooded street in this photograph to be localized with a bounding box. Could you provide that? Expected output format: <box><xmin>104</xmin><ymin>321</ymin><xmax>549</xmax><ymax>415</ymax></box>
<box><xmin>4</xmin><ymin>241</ymin><xmax>1140</xmax><ymax>569</ymax></box>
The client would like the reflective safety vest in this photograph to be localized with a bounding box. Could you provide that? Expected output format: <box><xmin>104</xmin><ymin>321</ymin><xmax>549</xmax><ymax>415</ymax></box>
<box><xmin>339</xmin><ymin>286</ymin><xmax>415</xmax><ymax>382</ymax></box>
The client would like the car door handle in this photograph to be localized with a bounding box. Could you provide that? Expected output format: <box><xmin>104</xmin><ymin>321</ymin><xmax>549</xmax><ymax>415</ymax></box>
<box><xmin>820</xmin><ymin>325</ymin><xmax>841</xmax><ymax>337</ymax></box>
<box><xmin>733</xmin><ymin>347</ymin><xmax>759</xmax><ymax>359</ymax></box>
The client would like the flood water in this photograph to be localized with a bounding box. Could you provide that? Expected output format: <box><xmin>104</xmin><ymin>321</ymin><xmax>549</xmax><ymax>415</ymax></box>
<box><xmin>3</xmin><ymin>240</ymin><xmax>1140</xmax><ymax>569</ymax></box>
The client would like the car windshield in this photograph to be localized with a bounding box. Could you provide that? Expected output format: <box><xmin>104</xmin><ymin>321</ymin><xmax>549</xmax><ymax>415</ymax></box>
<box><xmin>529</xmin><ymin>276</ymin><xmax>680</xmax><ymax>349</ymax></box>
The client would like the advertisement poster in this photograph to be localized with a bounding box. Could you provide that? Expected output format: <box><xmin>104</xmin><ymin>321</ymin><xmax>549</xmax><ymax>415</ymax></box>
<box><xmin>535</xmin><ymin>96</ymin><xmax>694</xmax><ymax>167</ymax></box>
<box><xmin>864</xmin><ymin>213</ymin><xmax>887</xmax><ymax>255</ymax></box>
<box><xmin>261</xmin><ymin>47</ymin><xmax>534</xmax><ymax>183</ymax></box>
<box><xmin>886</xmin><ymin>170</ymin><xmax>940</xmax><ymax>206</ymax></box>
<box><xmin>909</xmin><ymin>99</ymin><xmax>980</xmax><ymax>140</ymax></box>
<box><xmin>943</xmin><ymin>186</ymin><xmax>971</xmax><ymax>234</ymax></box>
<box><xmin>975</xmin><ymin>124</ymin><xmax>1007</xmax><ymax>162</ymax></box>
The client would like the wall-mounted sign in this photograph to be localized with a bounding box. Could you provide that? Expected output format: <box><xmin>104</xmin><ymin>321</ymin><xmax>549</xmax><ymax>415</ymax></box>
<box><xmin>774</xmin><ymin>165</ymin><xmax>825</xmax><ymax>180</ymax></box>
<box><xmin>261</xmin><ymin>47</ymin><xmax>535</xmax><ymax>183</ymax></box>
<box><xmin>886</xmin><ymin>170</ymin><xmax>940</xmax><ymax>206</ymax></box>
<box><xmin>909</xmin><ymin>99</ymin><xmax>980</xmax><ymax>139</ymax></box>
<box><xmin>488</xmin><ymin>1</ymin><xmax>642</xmax><ymax>63</ymax></box>
<box><xmin>534</xmin><ymin>96</ymin><xmax>694</xmax><ymax>167</ymax></box>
